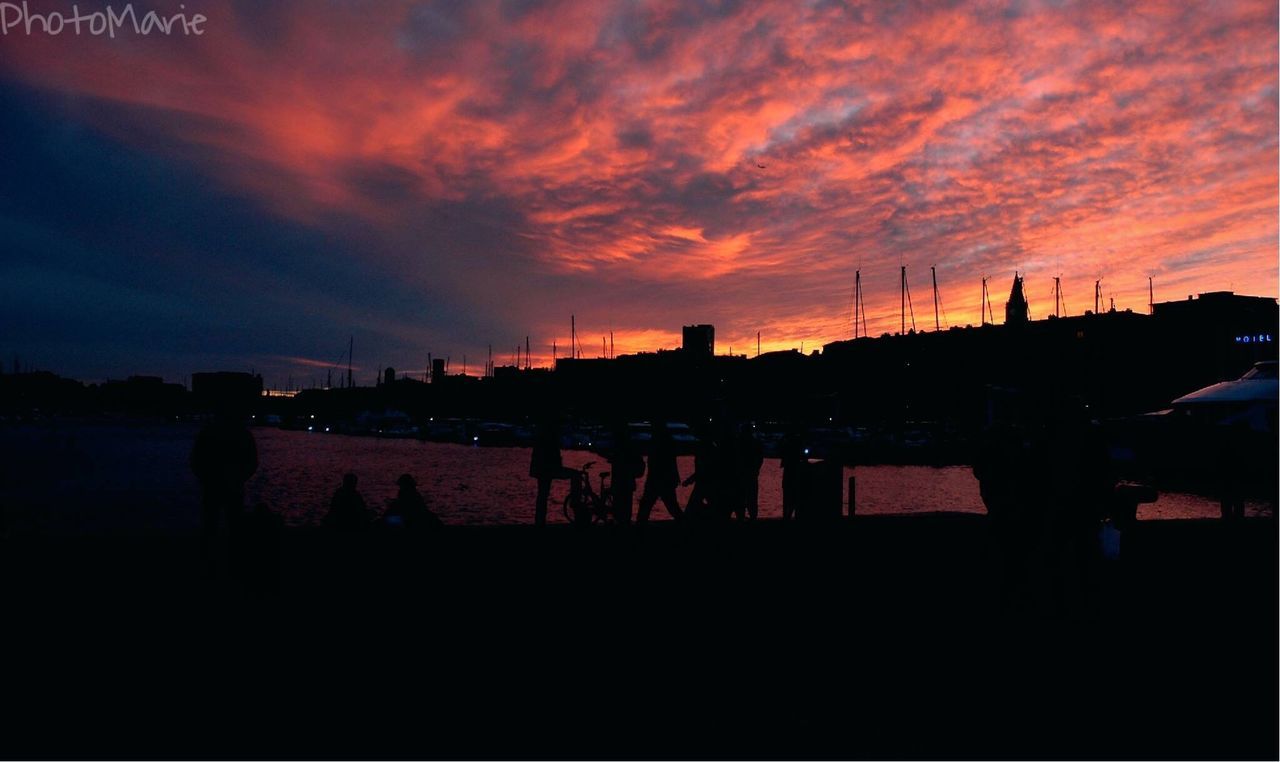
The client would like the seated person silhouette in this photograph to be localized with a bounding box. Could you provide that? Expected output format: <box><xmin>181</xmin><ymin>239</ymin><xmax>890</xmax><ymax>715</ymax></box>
<box><xmin>383</xmin><ymin>474</ymin><xmax>442</xmax><ymax>530</ymax></box>
<box><xmin>325</xmin><ymin>473</ymin><xmax>372</xmax><ymax>532</ymax></box>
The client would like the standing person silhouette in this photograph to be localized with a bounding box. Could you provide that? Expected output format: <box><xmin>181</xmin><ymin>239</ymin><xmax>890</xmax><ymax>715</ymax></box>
<box><xmin>779</xmin><ymin>430</ymin><xmax>806</xmax><ymax>521</ymax></box>
<box><xmin>637</xmin><ymin>419</ymin><xmax>683</xmax><ymax>524</ymax></box>
<box><xmin>714</xmin><ymin>419</ymin><xmax>743</xmax><ymax>521</ymax></box>
<box><xmin>606</xmin><ymin>421</ymin><xmax>645</xmax><ymax>525</ymax></box>
<box><xmin>191</xmin><ymin>405</ymin><xmax>258</xmax><ymax>578</ymax></box>
<box><xmin>739</xmin><ymin>424</ymin><xmax>765</xmax><ymax>520</ymax></box>
<box><xmin>682</xmin><ymin>421</ymin><xmax>713</xmax><ymax>519</ymax></box>
<box><xmin>530</xmin><ymin>416</ymin><xmax>580</xmax><ymax>526</ymax></box>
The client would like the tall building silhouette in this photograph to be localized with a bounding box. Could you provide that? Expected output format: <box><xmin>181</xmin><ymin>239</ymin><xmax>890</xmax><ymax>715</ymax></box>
<box><xmin>1005</xmin><ymin>273</ymin><xmax>1029</xmax><ymax>325</ymax></box>
<box><xmin>682</xmin><ymin>324</ymin><xmax>715</xmax><ymax>357</ymax></box>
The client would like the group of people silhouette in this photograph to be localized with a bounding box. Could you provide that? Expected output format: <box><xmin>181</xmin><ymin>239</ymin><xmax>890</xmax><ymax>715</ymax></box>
<box><xmin>325</xmin><ymin>471</ymin><xmax>443</xmax><ymax>532</ymax></box>
<box><xmin>194</xmin><ymin>409</ymin><xmax>828</xmax><ymax>538</ymax></box>
<box><xmin>191</xmin><ymin>391</ymin><xmax>1143</xmax><ymax>611</ymax></box>
<box><xmin>192</xmin><ymin>413</ymin><xmax>440</xmax><ymax>538</ymax></box>
<box><xmin>531</xmin><ymin>416</ymin><xmax>795</xmax><ymax>527</ymax></box>
<box><xmin>190</xmin><ymin>407</ymin><xmax>442</xmax><ymax>588</ymax></box>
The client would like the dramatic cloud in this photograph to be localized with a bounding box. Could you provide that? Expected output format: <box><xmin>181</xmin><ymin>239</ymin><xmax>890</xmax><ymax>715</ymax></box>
<box><xmin>1</xmin><ymin>0</ymin><xmax>1275</xmax><ymax>381</ymax></box>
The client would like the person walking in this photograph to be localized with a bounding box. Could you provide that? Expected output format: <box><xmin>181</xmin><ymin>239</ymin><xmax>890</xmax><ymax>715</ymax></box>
<box><xmin>637</xmin><ymin>420</ymin><xmax>683</xmax><ymax>524</ymax></box>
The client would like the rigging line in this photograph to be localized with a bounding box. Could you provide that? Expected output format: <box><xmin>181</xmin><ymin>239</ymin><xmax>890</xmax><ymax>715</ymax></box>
<box><xmin>848</xmin><ymin>286</ymin><xmax>858</xmax><ymax>338</ymax></box>
<box><xmin>326</xmin><ymin>339</ymin><xmax>352</xmax><ymax>376</ymax></box>
<box><xmin>905</xmin><ymin>280</ymin><xmax>917</xmax><ymax>332</ymax></box>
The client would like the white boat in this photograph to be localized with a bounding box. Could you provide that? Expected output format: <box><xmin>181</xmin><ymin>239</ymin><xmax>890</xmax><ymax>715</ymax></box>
<box><xmin>1170</xmin><ymin>361</ymin><xmax>1277</xmax><ymax>431</ymax></box>
<box><xmin>1110</xmin><ymin>361</ymin><xmax>1278</xmax><ymax>498</ymax></box>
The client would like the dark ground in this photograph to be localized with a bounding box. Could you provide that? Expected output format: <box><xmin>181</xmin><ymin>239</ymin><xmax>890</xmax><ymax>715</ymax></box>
<box><xmin>4</xmin><ymin>515</ymin><xmax>1277</xmax><ymax>760</ymax></box>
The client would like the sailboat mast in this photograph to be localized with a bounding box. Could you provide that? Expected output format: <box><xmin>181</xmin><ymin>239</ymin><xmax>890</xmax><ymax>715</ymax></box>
<box><xmin>900</xmin><ymin>266</ymin><xmax>916</xmax><ymax>333</ymax></box>
<box><xmin>931</xmin><ymin>265</ymin><xmax>940</xmax><ymax>331</ymax></box>
<box><xmin>347</xmin><ymin>335</ymin><xmax>353</xmax><ymax>389</ymax></box>
<box><xmin>853</xmin><ymin>269</ymin><xmax>864</xmax><ymax>339</ymax></box>
<box><xmin>901</xmin><ymin>266</ymin><xmax>911</xmax><ymax>335</ymax></box>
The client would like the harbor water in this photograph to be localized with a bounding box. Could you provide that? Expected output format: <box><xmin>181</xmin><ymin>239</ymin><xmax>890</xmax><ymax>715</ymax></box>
<box><xmin>0</xmin><ymin>422</ymin><xmax>1265</xmax><ymax>535</ymax></box>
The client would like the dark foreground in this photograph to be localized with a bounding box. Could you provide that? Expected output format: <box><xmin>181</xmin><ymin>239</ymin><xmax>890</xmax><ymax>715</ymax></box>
<box><xmin>5</xmin><ymin>514</ymin><xmax>1277</xmax><ymax>760</ymax></box>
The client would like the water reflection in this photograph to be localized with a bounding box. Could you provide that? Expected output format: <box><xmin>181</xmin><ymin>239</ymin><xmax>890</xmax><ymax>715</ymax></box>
<box><xmin>0</xmin><ymin>423</ymin><xmax>1261</xmax><ymax>535</ymax></box>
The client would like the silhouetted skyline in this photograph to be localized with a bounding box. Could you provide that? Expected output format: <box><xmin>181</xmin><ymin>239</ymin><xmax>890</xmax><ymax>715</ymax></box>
<box><xmin>1</xmin><ymin>0</ymin><xmax>1276</xmax><ymax>387</ymax></box>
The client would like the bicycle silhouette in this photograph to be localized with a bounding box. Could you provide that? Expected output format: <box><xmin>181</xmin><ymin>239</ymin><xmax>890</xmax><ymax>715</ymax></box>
<box><xmin>562</xmin><ymin>461</ymin><xmax>614</xmax><ymax>525</ymax></box>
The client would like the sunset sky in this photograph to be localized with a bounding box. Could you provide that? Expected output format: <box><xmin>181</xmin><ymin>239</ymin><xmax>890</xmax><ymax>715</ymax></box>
<box><xmin>1</xmin><ymin>0</ymin><xmax>1276</xmax><ymax>384</ymax></box>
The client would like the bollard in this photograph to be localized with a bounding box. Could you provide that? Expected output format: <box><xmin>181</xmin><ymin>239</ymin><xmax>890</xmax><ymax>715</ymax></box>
<box><xmin>848</xmin><ymin>475</ymin><xmax>856</xmax><ymax>518</ymax></box>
